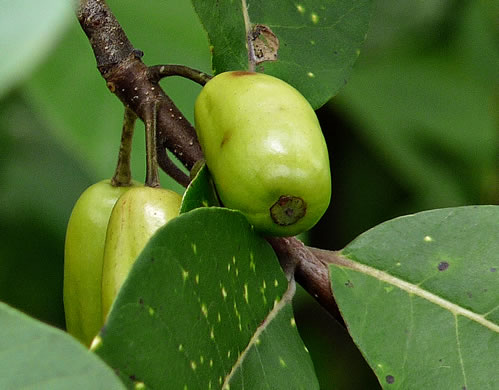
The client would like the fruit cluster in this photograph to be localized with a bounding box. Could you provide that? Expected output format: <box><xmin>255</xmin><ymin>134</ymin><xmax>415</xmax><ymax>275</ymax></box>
<box><xmin>64</xmin><ymin>182</ymin><xmax>181</xmax><ymax>346</ymax></box>
<box><xmin>64</xmin><ymin>71</ymin><xmax>331</xmax><ymax>346</ymax></box>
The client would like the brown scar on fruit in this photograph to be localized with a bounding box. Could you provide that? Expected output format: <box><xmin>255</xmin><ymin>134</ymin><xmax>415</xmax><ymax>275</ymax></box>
<box><xmin>220</xmin><ymin>131</ymin><xmax>232</xmax><ymax>148</ymax></box>
<box><xmin>231</xmin><ymin>71</ymin><xmax>256</xmax><ymax>77</ymax></box>
<box><xmin>249</xmin><ymin>24</ymin><xmax>279</xmax><ymax>65</ymax></box>
<box><xmin>270</xmin><ymin>195</ymin><xmax>307</xmax><ymax>226</ymax></box>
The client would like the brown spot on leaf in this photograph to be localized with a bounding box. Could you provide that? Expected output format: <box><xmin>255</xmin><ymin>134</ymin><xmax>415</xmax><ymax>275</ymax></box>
<box><xmin>490</xmin><ymin>267</ymin><xmax>497</xmax><ymax>272</ymax></box>
<box><xmin>250</xmin><ymin>24</ymin><xmax>279</xmax><ymax>64</ymax></box>
<box><xmin>345</xmin><ymin>280</ymin><xmax>354</xmax><ymax>288</ymax></box>
<box><xmin>438</xmin><ymin>261</ymin><xmax>449</xmax><ymax>271</ymax></box>
<box><xmin>386</xmin><ymin>375</ymin><xmax>395</xmax><ymax>384</ymax></box>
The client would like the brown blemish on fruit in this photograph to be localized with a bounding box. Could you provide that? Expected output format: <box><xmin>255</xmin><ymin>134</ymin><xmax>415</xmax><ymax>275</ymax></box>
<box><xmin>438</xmin><ymin>261</ymin><xmax>449</xmax><ymax>271</ymax></box>
<box><xmin>270</xmin><ymin>195</ymin><xmax>306</xmax><ymax>226</ymax></box>
<box><xmin>231</xmin><ymin>71</ymin><xmax>257</xmax><ymax>77</ymax></box>
<box><xmin>220</xmin><ymin>131</ymin><xmax>232</xmax><ymax>148</ymax></box>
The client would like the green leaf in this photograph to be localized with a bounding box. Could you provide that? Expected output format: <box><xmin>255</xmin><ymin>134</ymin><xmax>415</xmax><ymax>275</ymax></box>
<box><xmin>180</xmin><ymin>163</ymin><xmax>220</xmax><ymax>214</ymax></box>
<box><xmin>0</xmin><ymin>302</ymin><xmax>125</xmax><ymax>389</ymax></box>
<box><xmin>94</xmin><ymin>207</ymin><xmax>319</xmax><ymax>389</ymax></box>
<box><xmin>329</xmin><ymin>206</ymin><xmax>499</xmax><ymax>389</ymax></box>
<box><xmin>191</xmin><ymin>0</ymin><xmax>374</xmax><ymax>108</ymax></box>
<box><xmin>0</xmin><ymin>0</ymin><xmax>72</xmax><ymax>99</ymax></box>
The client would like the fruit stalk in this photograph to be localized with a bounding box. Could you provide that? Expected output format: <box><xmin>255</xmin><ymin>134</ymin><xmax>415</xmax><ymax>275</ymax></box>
<box><xmin>145</xmin><ymin>102</ymin><xmax>160</xmax><ymax>188</ymax></box>
<box><xmin>111</xmin><ymin>107</ymin><xmax>136</xmax><ymax>187</ymax></box>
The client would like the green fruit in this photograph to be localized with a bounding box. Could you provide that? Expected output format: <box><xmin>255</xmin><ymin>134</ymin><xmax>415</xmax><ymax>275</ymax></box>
<box><xmin>64</xmin><ymin>179</ymin><xmax>139</xmax><ymax>346</ymax></box>
<box><xmin>101</xmin><ymin>186</ymin><xmax>182</xmax><ymax>320</ymax></box>
<box><xmin>194</xmin><ymin>71</ymin><xmax>331</xmax><ymax>237</ymax></box>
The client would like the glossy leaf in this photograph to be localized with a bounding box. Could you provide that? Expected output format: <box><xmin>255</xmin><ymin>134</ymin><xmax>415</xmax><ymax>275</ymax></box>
<box><xmin>0</xmin><ymin>0</ymin><xmax>72</xmax><ymax>98</ymax></box>
<box><xmin>94</xmin><ymin>207</ymin><xmax>319</xmax><ymax>389</ymax></box>
<box><xmin>180</xmin><ymin>163</ymin><xmax>220</xmax><ymax>214</ymax></box>
<box><xmin>329</xmin><ymin>206</ymin><xmax>499</xmax><ymax>389</ymax></box>
<box><xmin>0</xmin><ymin>302</ymin><xmax>125</xmax><ymax>389</ymax></box>
<box><xmin>191</xmin><ymin>0</ymin><xmax>373</xmax><ymax>109</ymax></box>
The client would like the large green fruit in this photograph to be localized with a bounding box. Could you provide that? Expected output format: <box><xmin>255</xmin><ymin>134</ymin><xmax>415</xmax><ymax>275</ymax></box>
<box><xmin>64</xmin><ymin>179</ymin><xmax>138</xmax><ymax>346</ymax></box>
<box><xmin>101</xmin><ymin>186</ymin><xmax>182</xmax><ymax>321</ymax></box>
<box><xmin>194</xmin><ymin>71</ymin><xmax>331</xmax><ymax>237</ymax></box>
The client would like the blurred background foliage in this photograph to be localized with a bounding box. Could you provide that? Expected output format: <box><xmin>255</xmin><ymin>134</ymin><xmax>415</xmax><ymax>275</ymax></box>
<box><xmin>0</xmin><ymin>0</ymin><xmax>496</xmax><ymax>389</ymax></box>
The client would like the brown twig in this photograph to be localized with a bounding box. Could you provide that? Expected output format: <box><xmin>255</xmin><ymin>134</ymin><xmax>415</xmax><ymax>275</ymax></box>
<box><xmin>76</xmin><ymin>0</ymin><xmax>344</xmax><ymax>325</ymax></box>
<box><xmin>148</xmin><ymin>65</ymin><xmax>212</xmax><ymax>86</ymax></box>
<box><xmin>267</xmin><ymin>237</ymin><xmax>345</xmax><ymax>325</ymax></box>
<box><xmin>77</xmin><ymin>0</ymin><xmax>203</xmax><ymax>181</ymax></box>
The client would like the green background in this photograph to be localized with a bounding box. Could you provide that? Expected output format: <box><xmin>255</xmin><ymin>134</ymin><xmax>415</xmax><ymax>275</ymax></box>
<box><xmin>0</xmin><ymin>0</ymin><xmax>496</xmax><ymax>389</ymax></box>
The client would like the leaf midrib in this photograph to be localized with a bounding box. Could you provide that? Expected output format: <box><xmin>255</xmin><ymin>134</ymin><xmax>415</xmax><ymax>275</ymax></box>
<box><xmin>334</xmin><ymin>256</ymin><xmax>499</xmax><ymax>333</ymax></box>
<box><xmin>221</xmin><ymin>279</ymin><xmax>296</xmax><ymax>388</ymax></box>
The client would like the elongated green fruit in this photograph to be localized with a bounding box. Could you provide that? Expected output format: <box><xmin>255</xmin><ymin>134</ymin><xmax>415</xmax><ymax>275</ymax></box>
<box><xmin>194</xmin><ymin>71</ymin><xmax>331</xmax><ymax>236</ymax></box>
<box><xmin>64</xmin><ymin>179</ymin><xmax>139</xmax><ymax>346</ymax></box>
<box><xmin>101</xmin><ymin>186</ymin><xmax>182</xmax><ymax>321</ymax></box>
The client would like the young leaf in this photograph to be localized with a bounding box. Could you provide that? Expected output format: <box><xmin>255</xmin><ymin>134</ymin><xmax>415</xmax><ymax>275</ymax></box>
<box><xmin>0</xmin><ymin>302</ymin><xmax>125</xmax><ymax>389</ymax></box>
<box><xmin>180</xmin><ymin>163</ymin><xmax>220</xmax><ymax>214</ymax></box>
<box><xmin>329</xmin><ymin>206</ymin><xmax>499</xmax><ymax>389</ymax></box>
<box><xmin>93</xmin><ymin>207</ymin><xmax>319</xmax><ymax>389</ymax></box>
<box><xmin>191</xmin><ymin>0</ymin><xmax>374</xmax><ymax>108</ymax></box>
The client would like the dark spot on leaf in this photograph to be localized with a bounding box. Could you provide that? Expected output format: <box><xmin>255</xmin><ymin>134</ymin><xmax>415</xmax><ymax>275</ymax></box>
<box><xmin>139</xmin><ymin>298</ymin><xmax>144</xmax><ymax>305</ymax></box>
<box><xmin>438</xmin><ymin>261</ymin><xmax>449</xmax><ymax>271</ymax></box>
<box><xmin>345</xmin><ymin>280</ymin><xmax>354</xmax><ymax>288</ymax></box>
<box><xmin>130</xmin><ymin>374</ymin><xmax>137</xmax><ymax>381</ymax></box>
<box><xmin>150</xmin><ymin>257</ymin><xmax>155</xmax><ymax>262</ymax></box>
<box><xmin>386</xmin><ymin>375</ymin><xmax>395</xmax><ymax>384</ymax></box>
<box><xmin>462</xmin><ymin>387</ymin><xmax>467</xmax><ymax>390</ymax></box>
<box><xmin>466</xmin><ymin>291</ymin><xmax>472</xmax><ymax>298</ymax></box>
<box><xmin>491</xmin><ymin>267</ymin><xmax>497</xmax><ymax>272</ymax></box>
